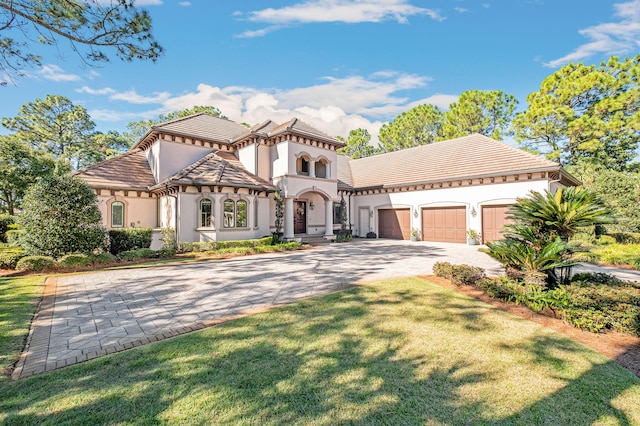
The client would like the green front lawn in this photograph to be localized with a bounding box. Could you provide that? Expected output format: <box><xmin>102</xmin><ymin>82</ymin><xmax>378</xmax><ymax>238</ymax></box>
<box><xmin>1</xmin><ymin>277</ymin><xmax>639</xmax><ymax>425</ymax></box>
<box><xmin>0</xmin><ymin>276</ymin><xmax>44</xmax><ymax>374</ymax></box>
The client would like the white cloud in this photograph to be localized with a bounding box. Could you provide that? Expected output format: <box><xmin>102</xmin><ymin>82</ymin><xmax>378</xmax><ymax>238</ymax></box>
<box><xmin>454</xmin><ymin>7</ymin><xmax>469</xmax><ymax>13</ymax></box>
<box><xmin>236</xmin><ymin>0</ymin><xmax>443</xmax><ymax>37</ymax></box>
<box><xmin>545</xmin><ymin>0</ymin><xmax>640</xmax><ymax>68</ymax></box>
<box><xmin>77</xmin><ymin>86</ymin><xmax>116</xmax><ymax>96</ymax></box>
<box><xmin>38</xmin><ymin>64</ymin><xmax>81</xmax><ymax>82</ymax></box>
<box><xmin>83</xmin><ymin>72</ymin><xmax>457</xmax><ymax>144</ymax></box>
<box><xmin>178</xmin><ymin>1</ymin><xmax>191</xmax><ymax>6</ymax></box>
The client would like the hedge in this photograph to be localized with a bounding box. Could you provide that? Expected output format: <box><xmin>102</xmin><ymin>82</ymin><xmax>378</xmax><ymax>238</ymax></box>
<box><xmin>15</xmin><ymin>255</ymin><xmax>56</xmax><ymax>272</ymax></box>
<box><xmin>108</xmin><ymin>228</ymin><xmax>153</xmax><ymax>255</ymax></box>
<box><xmin>0</xmin><ymin>214</ymin><xmax>15</xmax><ymax>243</ymax></box>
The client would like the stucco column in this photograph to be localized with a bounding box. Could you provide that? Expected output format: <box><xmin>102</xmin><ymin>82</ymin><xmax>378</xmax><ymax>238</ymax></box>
<box><xmin>324</xmin><ymin>199</ymin><xmax>334</xmax><ymax>237</ymax></box>
<box><xmin>309</xmin><ymin>160</ymin><xmax>316</xmax><ymax>178</ymax></box>
<box><xmin>284</xmin><ymin>197</ymin><xmax>295</xmax><ymax>239</ymax></box>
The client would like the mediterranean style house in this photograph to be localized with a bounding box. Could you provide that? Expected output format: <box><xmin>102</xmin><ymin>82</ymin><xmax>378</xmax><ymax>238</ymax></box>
<box><xmin>76</xmin><ymin>113</ymin><xmax>580</xmax><ymax>248</ymax></box>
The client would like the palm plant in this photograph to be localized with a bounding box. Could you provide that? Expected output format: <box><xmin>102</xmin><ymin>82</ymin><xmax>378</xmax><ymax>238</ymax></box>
<box><xmin>508</xmin><ymin>187</ymin><xmax>612</xmax><ymax>242</ymax></box>
<box><xmin>489</xmin><ymin>187</ymin><xmax>609</xmax><ymax>288</ymax></box>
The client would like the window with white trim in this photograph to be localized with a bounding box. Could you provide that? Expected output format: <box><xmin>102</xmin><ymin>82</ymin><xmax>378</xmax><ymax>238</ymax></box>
<box><xmin>200</xmin><ymin>199</ymin><xmax>212</xmax><ymax>227</ymax></box>
<box><xmin>223</xmin><ymin>199</ymin><xmax>249</xmax><ymax>228</ymax></box>
<box><xmin>111</xmin><ymin>201</ymin><xmax>124</xmax><ymax>228</ymax></box>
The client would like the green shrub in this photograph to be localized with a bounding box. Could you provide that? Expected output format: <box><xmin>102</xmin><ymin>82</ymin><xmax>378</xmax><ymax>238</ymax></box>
<box><xmin>117</xmin><ymin>250</ymin><xmax>143</xmax><ymax>262</ymax></box>
<box><xmin>5</xmin><ymin>229</ymin><xmax>24</xmax><ymax>246</ymax></box>
<box><xmin>432</xmin><ymin>262</ymin><xmax>454</xmax><ymax>279</ymax></box>
<box><xmin>596</xmin><ymin>235</ymin><xmax>616</xmax><ymax>245</ymax></box>
<box><xmin>134</xmin><ymin>248</ymin><xmax>157</xmax><ymax>259</ymax></box>
<box><xmin>0</xmin><ymin>246</ymin><xmax>26</xmax><ymax>269</ymax></box>
<box><xmin>57</xmin><ymin>253</ymin><xmax>92</xmax><ymax>268</ymax></box>
<box><xmin>609</xmin><ymin>232</ymin><xmax>640</xmax><ymax>245</ymax></box>
<box><xmin>108</xmin><ymin>228</ymin><xmax>153</xmax><ymax>255</ymax></box>
<box><xmin>156</xmin><ymin>248</ymin><xmax>176</xmax><ymax>258</ymax></box>
<box><xmin>89</xmin><ymin>252</ymin><xmax>118</xmax><ymax>265</ymax></box>
<box><xmin>571</xmin><ymin>272</ymin><xmax>621</xmax><ymax>285</ymax></box>
<box><xmin>19</xmin><ymin>175</ymin><xmax>105</xmax><ymax>258</ymax></box>
<box><xmin>15</xmin><ymin>255</ymin><xmax>56</xmax><ymax>272</ymax></box>
<box><xmin>476</xmin><ymin>276</ymin><xmax>517</xmax><ymax>300</ymax></box>
<box><xmin>0</xmin><ymin>214</ymin><xmax>15</xmax><ymax>243</ymax></box>
<box><xmin>450</xmin><ymin>264</ymin><xmax>486</xmax><ymax>286</ymax></box>
<box><xmin>216</xmin><ymin>237</ymin><xmax>273</xmax><ymax>250</ymax></box>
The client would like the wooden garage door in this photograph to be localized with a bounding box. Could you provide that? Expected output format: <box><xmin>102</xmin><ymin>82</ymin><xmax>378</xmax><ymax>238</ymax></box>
<box><xmin>482</xmin><ymin>205</ymin><xmax>512</xmax><ymax>244</ymax></box>
<box><xmin>378</xmin><ymin>209</ymin><xmax>411</xmax><ymax>240</ymax></box>
<box><xmin>422</xmin><ymin>207</ymin><xmax>467</xmax><ymax>243</ymax></box>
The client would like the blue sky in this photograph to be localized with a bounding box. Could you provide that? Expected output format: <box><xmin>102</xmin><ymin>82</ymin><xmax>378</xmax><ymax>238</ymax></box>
<box><xmin>1</xmin><ymin>0</ymin><xmax>639</xmax><ymax>145</ymax></box>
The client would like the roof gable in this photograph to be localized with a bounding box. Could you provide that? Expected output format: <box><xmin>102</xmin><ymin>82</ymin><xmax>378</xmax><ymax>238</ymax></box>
<box><xmin>74</xmin><ymin>151</ymin><xmax>156</xmax><ymax>190</ymax></box>
<box><xmin>159</xmin><ymin>150</ymin><xmax>274</xmax><ymax>190</ymax></box>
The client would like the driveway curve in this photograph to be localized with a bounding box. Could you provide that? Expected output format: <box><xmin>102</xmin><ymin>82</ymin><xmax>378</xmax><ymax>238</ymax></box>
<box><xmin>13</xmin><ymin>239</ymin><xmax>639</xmax><ymax>379</ymax></box>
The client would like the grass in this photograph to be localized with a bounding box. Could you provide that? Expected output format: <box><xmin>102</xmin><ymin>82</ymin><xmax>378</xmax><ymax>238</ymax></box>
<box><xmin>1</xmin><ymin>276</ymin><xmax>639</xmax><ymax>425</ymax></box>
<box><xmin>0</xmin><ymin>276</ymin><xmax>44</xmax><ymax>373</ymax></box>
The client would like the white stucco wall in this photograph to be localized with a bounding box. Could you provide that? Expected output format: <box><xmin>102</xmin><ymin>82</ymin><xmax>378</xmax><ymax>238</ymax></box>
<box><xmin>172</xmin><ymin>188</ymin><xmax>272</xmax><ymax>243</ymax></box>
<box><xmin>350</xmin><ymin>180</ymin><xmax>551</xmax><ymax>238</ymax></box>
<box><xmin>96</xmin><ymin>193</ymin><xmax>157</xmax><ymax>229</ymax></box>
<box><xmin>148</xmin><ymin>139</ymin><xmax>213</xmax><ymax>183</ymax></box>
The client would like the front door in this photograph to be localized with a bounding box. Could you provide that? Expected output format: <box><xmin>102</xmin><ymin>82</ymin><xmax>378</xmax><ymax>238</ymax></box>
<box><xmin>294</xmin><ymin>201</ymin><xmax>307</xmax><ymax>234</ymax></box>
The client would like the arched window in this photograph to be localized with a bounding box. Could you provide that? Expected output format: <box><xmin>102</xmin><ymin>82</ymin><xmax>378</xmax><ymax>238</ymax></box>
<box><xmin>111</xmin><ymin>201</ymin><xmax>124</xmax><ymax>228</ymax></box>
<box><xmin>200</xmin><ymin>199</ymin><xmax>212</xmax><ymax>227</ymax></box>
<box><xmin>223</xmin><ymin>199</ymin><xmax>235</xmax><ymax>228</ymax></box>
<box><xmin>236</xmin><ymin>200</ymin><xmax>247</xmax><ymax>227</ymax></box>
<box><xmin>296</xmin><ymin>156</ymin><xmax>310</xmax><ymax>175</ymax></box>
<box><xmin>316</xmin><ymin>159</ymin><xmax>328</xmax><ymax>178</ymax></box>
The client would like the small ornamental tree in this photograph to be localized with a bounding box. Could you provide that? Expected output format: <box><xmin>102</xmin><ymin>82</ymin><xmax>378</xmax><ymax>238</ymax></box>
<box><xmin>274</xmin><ymin>187</ymin><xmax>284</xmax><ymax>236</ymax></box>
<box><xmin>19</xmin><ymin>174</ymin><xmax>105</xmax><ymax>258</ymax></box>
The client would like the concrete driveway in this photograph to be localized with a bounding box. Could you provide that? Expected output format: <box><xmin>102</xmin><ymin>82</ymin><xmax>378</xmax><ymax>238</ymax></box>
<box><xmin>12</xmin><ymin>239</ymin><xmax>640</xmax><ymax>379</ymax></box>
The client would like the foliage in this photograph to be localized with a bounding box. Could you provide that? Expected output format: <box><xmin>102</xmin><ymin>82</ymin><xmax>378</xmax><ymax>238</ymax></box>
<box><xmin>378</xmin><ymin>104</ymin><xmax>443</xmax><ymax>153</ymax></box>
<box><xmin>441</xmin><ymin>90</ymin><xmax>517</xmax><ymax>140</ymax></box>
<box><xmin>0</xmin><ymin>246</ymin><xmax>26</xmax><ymax>269</ymax></box>
<box><xmin>57</xmin><ymin>253</ymin><xmax>92</xmax><ymax>269</ymax></box>
<box><xmin>117</xmin><ymin>248</ymin><xmax>157</xmax><ymax>262</ymax></box>
<box><xmin>0</xmin><ymin>135</ymin><xmax>60</xmax><ymax>215</ymax></box>
<box><xmin>562</xmin><ymin>275</ymin><xmax>640</xmax><ymax>336</ymax></box>
<box><xmin>0</xmin><ymin>0</ymin><xmax>162</xmax><ymax>85</ymax></box>
<box><xmin>107</xmin><ymin>228</ymin><xmax>153</xmax><ymax>255</ymax></box>
<box><xmin>432</xmin><ymin>262</ymin><xmax>486</xmax><ymax>286</ymax></box>
<box><xmin>578</xmin><ymin>244</ymin><xmax>640</xmax><ymax>269</ymax></box>
<box><xmin>513</xmin><ymin>55</ymin><xmax>640</xmax><ymax>170</ymax></box>
<box><xmin>335</xmin><ymin>231</ymin><xmax>352</xmax><ymax>243</ymax></box>
<box><xmin>15</xmin><ymin>255</ymin><xmax>56</xmax><ymax>272</ymax></box>
<box><xmin>336</xmin><ymin>128</ymin><xmax>380</xmax><ymax>159</ymax></box>
<box><xmin>508</xmin><ymin>284</ymin><xmax>570</xmax><ymax>313</ymax></box>
<box><xmin>508</xmin><ymin>187</ymin><xmax>612</xmax><ymax>242</ymax></box>
<box><xmin>1</xmin><ymin>95</ymin><xmax>129</xmax><ymax>169</ymax></box>
<box><xmin>88</xmin><ymin>252</ymin><xmax>118</xmax><ymax>265</ymax></box>
<box><xmin>4</xmin><ymin>229</ymin><xmax>23</xmax><ymax>246</ymax></box>
<box><xmin>161</xmin><ymin>227</ymin><xmax>176</xmax><ymax>250</ymax></box>
<box><xmin>18</xmin><ymin>174</ymin><xmax>105</xmax><ymax>258</ymax></box>
<box><xmin>274</xmin><ymin>187</ymin><xmax>284</xmax><ymax>235</ymax></box>
<box><xmin>466</xmin><ymin>229</ymin><xmax>479</xmax><ymax>240</ymax></box>
<box><xmin>0</xmin><ymin>214</ymin><xmax>14</xmax><ymax>243</ymax></box>
<box><xmin>488</xmin><ymin>187</ymin><xmax>610</xmax><ymax>288</ymax></box>
<box><xmin>568</xmin><ymin>163</ymin><xmax>640</xmax><ymax>232</ymax></box>
<box><xmin>177</xmin><ymin>237</ymin><xmax>276</xmax><ymax>253</ymax></box>
<box><xmin>609</xmin><ymin>232</ymin><xmax>640</xmax><ymax>245</ymax></box>
<box><xmin>339</xmin><ymin>196</ymin><xmax>348</xmax><ymax>230</ymax></box>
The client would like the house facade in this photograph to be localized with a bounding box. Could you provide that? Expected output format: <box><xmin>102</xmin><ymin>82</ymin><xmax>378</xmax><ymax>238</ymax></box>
<box><xmin>76</xmin><ymin>113</ymin><xmax>579</xmax><ymax>248</ymax></box>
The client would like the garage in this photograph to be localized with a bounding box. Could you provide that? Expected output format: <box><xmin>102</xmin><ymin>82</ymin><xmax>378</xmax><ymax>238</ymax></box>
<box><xmin>422</xmin><ymin>207</ymin><xmax>467</xmax><ymax>243</ymax></box>
<box><xmin>378</xmin><ymin>208</ymin><xmax>411</xmax><ymax>240</ymax></box>
<box><xmin>481</xmin><ymin>205</ymin><xmax>512</xmax><ymax>244</ymax></box>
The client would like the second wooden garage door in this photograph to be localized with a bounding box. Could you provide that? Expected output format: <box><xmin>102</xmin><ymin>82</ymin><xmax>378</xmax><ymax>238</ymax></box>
<box><xmin>481</xmin><ymin>205</ymin><xmax>512</xmax><ymax>244</ymax></box>
<box><xmin>422</xmin><ymin>207</ymin><xmax>467</xmax><ymax>243</ymax></box>
<box><xmin>378</xmin><ymin>208</ymin><xmax>411</xmax><ymax>240</ymax></box>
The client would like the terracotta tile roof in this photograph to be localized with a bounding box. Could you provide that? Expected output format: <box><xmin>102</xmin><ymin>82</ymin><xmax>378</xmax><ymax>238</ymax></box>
<box><xmin>151</xmin><ymin>113</ymin><xmax>249</xmax><ymax>143</ymax></box>
<box><xmin>269</xmin><ymin>118</ymin><xmax>345</xmax><ymax>146</ymax></box>
<box><xmin>337</xmin><ymin>154</ymin><xmax>354</xmax><ymax>190</ymax></box>
<box><xmin>346</xmin><ymin>134</ymin><xmax>564</xmax><ymax>189</ymax></box>
<box><xmin>74</xmin><ymin>150</ymin><xmax>156</xmax><ymax>190</ymax></box>
<box><xmin>158</xmin><ymin>150</ymin><xmax>274</xmax><ymax>190</ymax></box>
